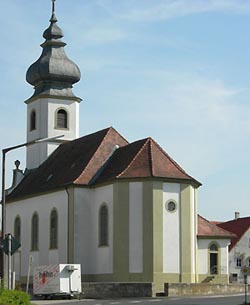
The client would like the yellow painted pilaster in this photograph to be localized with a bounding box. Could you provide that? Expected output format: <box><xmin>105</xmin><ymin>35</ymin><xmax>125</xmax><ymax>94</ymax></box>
<box><xmin>180</xmin><ymin>184</ymin><xmax>195</xmax><ymax>283</ymax></box>
<box><xmin>113</xmin><ymin>182</ymin><xmax>129</xmax><ymax>281</ymax></box>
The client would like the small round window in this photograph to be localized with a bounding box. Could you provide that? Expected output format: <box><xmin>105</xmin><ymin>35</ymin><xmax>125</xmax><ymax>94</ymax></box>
<box><xmin>166</xmin><ymin>200</ymin><xmax>177</xmax><ymax>212</ymax></box>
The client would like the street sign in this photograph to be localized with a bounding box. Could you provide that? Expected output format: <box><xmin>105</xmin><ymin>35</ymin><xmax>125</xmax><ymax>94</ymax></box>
<box><xmin>0</xmin><ymin>234</ymin><xmax>21</xmax><ymax>255</ymax></box>
<box><xmin>241</xmin><ymin>266</ymin><xmax>250</xmax><ymax>276</ymax></box>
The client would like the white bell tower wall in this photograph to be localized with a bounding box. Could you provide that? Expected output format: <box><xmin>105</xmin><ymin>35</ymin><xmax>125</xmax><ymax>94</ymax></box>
<box><xmin>26</xmin><ymin>97</ymin><xmax>80</xmax><ymax>169</ymax></box>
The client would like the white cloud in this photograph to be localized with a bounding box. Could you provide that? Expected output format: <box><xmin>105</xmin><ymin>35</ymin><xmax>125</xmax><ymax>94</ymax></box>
<box><xmin>97</xmin><ymin>0</ymin><xmax>250</xmax><ymax>22</ymax></box>
<box><xmin>105</xmin><ymin>69</ymin><xmax>249</xmax><ymax>179</ymax></box>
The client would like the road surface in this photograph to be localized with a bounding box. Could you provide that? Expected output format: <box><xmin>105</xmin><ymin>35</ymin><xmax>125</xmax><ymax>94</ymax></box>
<box><xmin>33</xmin><ymin>293</ymin><xmax>248</xmax><ymax>305</ymax></box>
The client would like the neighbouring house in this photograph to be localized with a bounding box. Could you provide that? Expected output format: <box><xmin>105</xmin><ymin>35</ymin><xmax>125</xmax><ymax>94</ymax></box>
<box><xmin>4</xmin><ymin>2</ymin><xmax>235</xmax><ymax>294</ymax></box>
<box><xmin>216</xmin><ymin>213</ymin><xmax>250</xmax><ymax>283</ymax></box>
<box><xmin>197</xmin><ymin>215</ymin><xmax>235</xmax><ymax>283</ymax></box>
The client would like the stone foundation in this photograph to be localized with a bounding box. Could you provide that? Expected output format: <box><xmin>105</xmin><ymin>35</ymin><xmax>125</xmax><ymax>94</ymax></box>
<box><xmin>165</xmin><ymin>283</ymin><xmax>249</xmax><ymax>296</ymax></box>
<box><xmin>81</xmin><ymin>282</ymin><xmax>155</xmax><ymax>298</ymax></box>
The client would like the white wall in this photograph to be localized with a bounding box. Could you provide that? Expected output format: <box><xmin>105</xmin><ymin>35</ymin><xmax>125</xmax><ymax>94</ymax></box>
<box><xmin>162</xmin><ymin>183</ymin><xmax>180</xmax><ymax>274</ymax></box>
<box><xmin>6</xmin><ymin>190</ymin><xmax>68</xmax><ymax>278</ymax></box>
<box><xmin>26</xmin><ymin>98</ymin><xmax>79</xmax><ymax>169</ymax></box>
<box><xmin>129</xmin><ymin>182</ymin><xmax>143</xmax><ymax>273</ymax></box>
<box><xmin>197</xmin><ymin>239</ymin><xmax>230</xmax><ymax>275</ymax></box>
<box><xmin>74</xmin><ymin>185</ymin><xmax>113</xmax><ymax>274</ymax></box>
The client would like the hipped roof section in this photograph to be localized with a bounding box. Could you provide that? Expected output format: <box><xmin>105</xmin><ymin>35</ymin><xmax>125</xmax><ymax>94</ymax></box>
<box><xmin>7</xmin><ymin>127</ymin><xmax>201</xmax><ymax>201</ymax></box>
<box><xmin>93</xmin><ymin>137</ymin><xmax>201</xmax><ymax>186</ymax></box>
<box><xmin>197</xmin><ymin>215</ymin><xmax>236</xmax><ymax>239</ymax></box>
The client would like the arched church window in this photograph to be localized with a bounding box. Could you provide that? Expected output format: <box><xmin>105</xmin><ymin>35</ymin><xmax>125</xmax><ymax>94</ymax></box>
<box><xmin>31</xmin><ymin>213</ymin><xmax>39</xmax><ymax>251</ymax></box>
<box><xmin>56</xmin><ymin>109</ymin><xmax>68</xmax><ymax>129</ymax></box>
<box><xmin>30</xmin><ymin>110</ymin><xmax>36</xmax><ymax>131</ymax></box>
<box><xmin>50</xmin><ymin>209</ymin><xmax>58</xmax><ymax>249</ymax></box>
<box><xmin>99</xmin><ymin>204</ymin><xmax>108</xmax><ymax>246</ymax></box>
<box><xmin>14</xmin><ymin>216</ymin><xmax>21</xmax><ymax>242</ymax></box>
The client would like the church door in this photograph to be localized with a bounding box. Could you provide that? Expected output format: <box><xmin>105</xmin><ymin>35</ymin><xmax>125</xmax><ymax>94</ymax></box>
<box><xmin>210</xmin><ymin>253</ymin><xmax>218</xmax><ymax>274</ymax></box>
<box><xmin>209</xmin><ymin>243</ymin><xmax>218</xmax><ymax>275</ymax></box>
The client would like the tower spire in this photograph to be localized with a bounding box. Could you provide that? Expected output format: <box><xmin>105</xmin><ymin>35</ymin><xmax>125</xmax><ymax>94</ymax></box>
<box><xmin>25</xmin><ymin>0</ymin><xmax>81</xmax><ymax>169</ymax></box>
<box><xmin>50</xmin><ymin>0</ymin><xmax>57</xmax><ymax>23</ymax></box>
<box><xmin>26</xmin><ymin>0</ymin><xmax>81</xmax><ymax>102</ymax></box>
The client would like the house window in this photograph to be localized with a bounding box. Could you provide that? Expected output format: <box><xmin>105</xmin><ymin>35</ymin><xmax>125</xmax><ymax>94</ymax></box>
<box><xmin>31</xmin><ymin>213</ymin><xmax>39</xmax><ymax>251</ymax></box>
<box><xmin>30</xmin><ymin>110</ymin><xmax>36</xmax><ymax>131</ymax></box>
<box><xmin>99</xmin><ymin>204</ymin><xmax>108</xmax><ymax>246</ymax></box>
<box><xmin>236</xmin><ymin>258</ymin><xmax>242</xmax><ymax>268</ymax></box>
<box><xmin>14</xmin><ymin>216</ymin><xmax>21</xmax><ymax>242</ymax></box>
<box><xmin>231</xmin><ymin>273</ymin><xmax>238</xmax><ymax>282</ymax></box>
<box><xmin>56</xmin><ymin>109</ymin><xmax>68</xmax><ymax>129</ymax></box>
<box><xmin>247</xmin><ymin>258</ymin><xmax>250</xmax><ymax>267</ymax></box>
<box><xmin>50</xmin><ymin>209</ymin><xmax>58</xmax><ymax>249</ymax></box>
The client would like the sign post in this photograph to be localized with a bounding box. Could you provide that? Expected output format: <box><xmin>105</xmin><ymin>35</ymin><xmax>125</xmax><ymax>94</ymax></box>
<box><xmin>8</xmin><ymin>234</ymin><xmax>12</xmax><ymax>290</ymax></box>
<box><xmin>241</xmin><ymin>266</ymin><xmax>250</xmax><ymax>305</ymax></box>
<box><xmin>0</xmin><ymin>234</ymin><xmax>21</xmax><ymax>289</ymax></box>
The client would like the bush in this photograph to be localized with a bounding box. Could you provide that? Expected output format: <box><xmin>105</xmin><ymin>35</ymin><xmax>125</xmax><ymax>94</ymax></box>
<box><xmin>0</xmin><ymin>289</ymin><xmax>31</xmax><ymax>305</ymax></box>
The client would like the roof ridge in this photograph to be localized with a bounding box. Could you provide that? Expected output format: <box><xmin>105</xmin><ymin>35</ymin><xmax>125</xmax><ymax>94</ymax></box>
<box><xmin>73</xmin><ymin>127</ymin><xmax>113</xmax><ymax>183</ymax></box>
<box><xmin>117</xmin><ymin>138</ymin><xmax>150</xmax><ymax>178</ymax></box>
<box><xmin>148</xmin><ymin>138</ymin><xmax>154</xmax><ymax>177</ymax></box>
<box><xmin>150</xmin><ymin>138</ymin><xmax>200</xmax><ymax>184</ymax></box>
<box><xmin>221</xmin><ymin>217</ymin><xmax>250</xmax><ymax>224</ymax></box>
<box><xmin>218</xmin><ymin>218</ymin><xmax>250</xmax><ymax>238</ymax></box>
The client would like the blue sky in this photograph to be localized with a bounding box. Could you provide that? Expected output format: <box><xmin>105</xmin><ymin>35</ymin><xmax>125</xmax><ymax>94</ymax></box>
<box><xmin>0</xmin><ymin>0</ymin><xmax>249</xmax><ymax>221</ymax></box>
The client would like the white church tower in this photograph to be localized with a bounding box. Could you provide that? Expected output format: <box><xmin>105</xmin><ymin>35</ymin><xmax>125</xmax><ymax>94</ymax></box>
<box><xmin>25</xmin><ymin>0</ymin><xmax>81</xmax><ymax>169</ymax></box>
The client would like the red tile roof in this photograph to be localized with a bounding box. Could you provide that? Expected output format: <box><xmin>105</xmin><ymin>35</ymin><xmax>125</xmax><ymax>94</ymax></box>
<box><xmin>7</xmin><ymin>127</ymin><xmax>128</xmax><ymax>200</ymax></box>
<box><xmin>197</xmin><ymin>215</ymin><xmax>235</xmax><ymax>238</ymax></box>
<box><xmin>7</xmin><ymin>127</ymin><xmax>201</xmax><ymax>201</ymax></box>
<box><xmin>94</xmin><ymin>137</ymin><xmax>201</xmax><ymax>185</ymax></box>
<box><xmin>216</xmin><ymin>217</ymin><xmax>250</xmax><ymax>250</ymax></box>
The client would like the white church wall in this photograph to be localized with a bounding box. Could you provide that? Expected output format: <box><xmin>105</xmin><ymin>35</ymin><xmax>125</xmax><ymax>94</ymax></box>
<box><xmin>73</xmin><ymin>188</ymin><xmax>91</xmax><ymax>272</ymax></box>
<box><xmin>74</xmin><ymin>185</ymin><xmax>113</xmax><ymax>275</ymax></box>
<box><xmin>6</xmin><ymin>190</ymin><xmax>68</xmax><ymax>278</ymax></box>
<box><xmin>162</xmin><ymin>183</ymin><xmax>180</xmax><ymax>274</ymax></box>
<box><xmin>129</xmin><ymin>182</ymin><xmax>143</xmax><ymax>273</ymax></box>
<box><xmin>197</xmin><ymin>239</ymin><xmax>230</xmax><ymax>275</ymax></box>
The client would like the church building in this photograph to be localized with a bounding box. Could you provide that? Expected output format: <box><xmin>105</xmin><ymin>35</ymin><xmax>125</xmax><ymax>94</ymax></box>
<box><xmin>5</xmin><ymin>2</ymin><xmax>234</xmax><ymax>294</ymax></box>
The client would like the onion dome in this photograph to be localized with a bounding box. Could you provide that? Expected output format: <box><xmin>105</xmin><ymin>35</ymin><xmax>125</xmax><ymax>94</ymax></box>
<box><xmin>26</xmin><ymin>2</ymin><xmax>81</xmax><ymax>102</ymax></box>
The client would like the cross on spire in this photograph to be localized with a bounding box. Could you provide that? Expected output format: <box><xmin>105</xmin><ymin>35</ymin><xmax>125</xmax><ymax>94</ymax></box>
<box><xmin>52</xmin><ymin>0</ymin><xmax>56</xmax><ymax>15</ymax></box>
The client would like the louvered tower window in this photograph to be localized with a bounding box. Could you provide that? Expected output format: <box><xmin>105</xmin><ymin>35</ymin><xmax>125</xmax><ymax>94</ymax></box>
<box><xmin>30</xmin><ymin>110</ymin><xmax>36</xmax><ymax>131</ymax></box>
<box><xmin>56</xmin><ymin>109</ymin><xmax>68</xmax><ymax>129</ymax></box>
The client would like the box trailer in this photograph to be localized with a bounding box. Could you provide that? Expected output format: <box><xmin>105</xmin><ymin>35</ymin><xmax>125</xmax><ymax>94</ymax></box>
<box><xmin>33</xmin><ymin>264</ymin><xmax>81</xmax><ymax>298</ymax></box>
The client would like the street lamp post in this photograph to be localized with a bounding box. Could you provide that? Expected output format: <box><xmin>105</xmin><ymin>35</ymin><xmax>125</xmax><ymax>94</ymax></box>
<box><xmin>1</xmin><ymin>135</ymin><xmax>63</xmax><ymax>288</ymax></box>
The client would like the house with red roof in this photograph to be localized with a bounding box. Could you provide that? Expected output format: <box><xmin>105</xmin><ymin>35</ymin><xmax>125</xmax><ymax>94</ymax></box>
<box><xmin>5</xmin><ymin>2</ymin><xmax>235</xmax><ymax>294</ymax></box>
<box><xmin>216</xmin><ymin>213</ymin><xmax>250</xmax><ymax>283</ymax></box>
